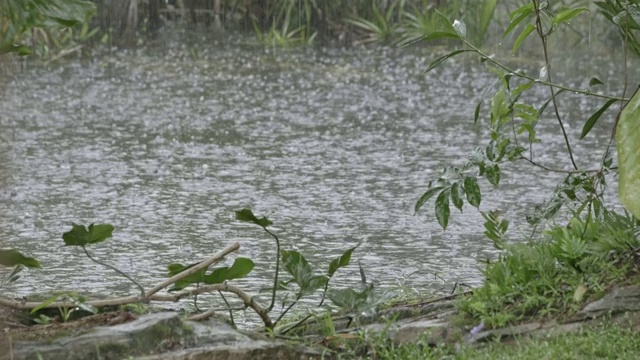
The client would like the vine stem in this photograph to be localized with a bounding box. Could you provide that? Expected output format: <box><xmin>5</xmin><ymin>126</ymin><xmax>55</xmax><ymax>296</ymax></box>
<box><xmin>458</xmin><ymin>44</ymin><xmax>627</xmax><ymax>102</ymax></box>
<box><xmin>264</xmin><ymin>227</ymin><xmax>280</xmax><ymax>313</ymax></box>
<box><xmin>519</xmin><ymin>156</ymin><xmax>615</xmax><ymax>174</ymax></box>
<box><xmin>532</xmin><ymin>0</ymin><xmax>577</xmax><ymax>170</ymax></box>
<box><xmin>82</xmin><ymin>246</ymin><xmax>146</xmax><ymax>298</ymax></box>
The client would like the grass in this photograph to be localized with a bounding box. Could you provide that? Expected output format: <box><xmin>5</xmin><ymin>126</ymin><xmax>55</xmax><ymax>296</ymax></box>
<box><xmin>456</xmin><ymin>209</ymin><xmax>640</xmax><ymax>328</ymax></box>
<box><xmin>371</xmin><ymin>323</ymin><xmax>640</xmax><ymax>360</ymax></box>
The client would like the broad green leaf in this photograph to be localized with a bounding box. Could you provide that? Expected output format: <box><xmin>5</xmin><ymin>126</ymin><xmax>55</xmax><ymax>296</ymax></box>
<box><xmin>580</xmin><ymin>99</ymin><xmax>618</xmax><ymax>139</ymax></box>
<box><xmin>588</xmin><ymin>77</ymin><xmax>603</xmax><ymax>88</ymax></box>
<box><xmin>327</xmin><ymin>287</ymin><xmax>370</xmax><ymax>310</ymax></box>
<box><xmin>617</xmin><ymin>89</ymin><xmax>640</xmax><ymax>220</ymax></box>
<box><xmin>504</xmin><ymin>3</ymin><xmax>534</xmax><ymax>37</ymax></box>
<box><xmin>282</xmin><ymin>250</ymin><xmax>313</xmax><ymax>281</ymax></box>
<box><xmin>204</xmin><ymin>257</ymin><xmax>255</xmax><ymax>284</ymax></box>
<box><xmin>451</xmin><ymin>182</ymin><xmax>464</xmax><ymax>212</ymax></box>
<box><xmin>415</xmin><ymin>186</ymin><xmax>445</xmax><ymax>213</ymax></box>
<box><xmin>328</xmin><ymin>244</ymin><xmax>359</xmax><ymax>277</ymax></box>
<box><xmin>304</xmin><ymin>275</ymin><xmax>329</xmax><ymax>295</ymax></box>
<box><xmin>62</xmin><ymin>224</ymin><xmax>114</xmax><ymax>246</ymax></box>
<box><xmin>0</xmin><ymin>249</ymin><xmax>41</xmax><ymax>268</ymax></box>
<box><xmin>513</xmin><ymin>23</ymin><xmax>536</xmax><ymax>54</ymax></box>
<box><xmin>423</xmin><ymin>50</ymin><xmax>475</xmax><ymax>74</ymax></box>
<box><xmin>553</xmin><ymin>8</ymin><xmax>589</xmax><ymax>26</ymax></box>
<box><xmin>486</xmin><ymin>164</ymin><xmax>501</xmax><ymax>186</ymax></box>
<box><xmin>464</xmin><ymin>176</ymin><xmax>481</xmax><ymax>208</ymax></box>
<box><xmin>235</xmin><ymin>209</ymin><xmax>272</xmax><ymax>228</ymax></box>
<box><xmin>167</xmin><ymin>263</ymin><xmax>206</xmax><ymax>291</ymax></box>
<box><xmin>435</xmin><ymin>189</ymin><xmax>451</xmax><ymax>229</ymax></box>
<box><xmin>281</xmin><ymin>250</ymin><xmax>327</xmax><ymax>294</ymax></box>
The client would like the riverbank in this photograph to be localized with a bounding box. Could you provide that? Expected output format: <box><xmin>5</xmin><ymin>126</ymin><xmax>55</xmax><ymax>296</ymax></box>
<box><xmin>3</xmin><ymin>279</ymin><xmax>640</xmax><ymax>359</ymax></box>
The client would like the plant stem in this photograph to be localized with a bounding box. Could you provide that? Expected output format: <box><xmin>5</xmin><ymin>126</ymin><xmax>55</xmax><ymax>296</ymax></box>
<box><xmin>460</xmin><ymin>42</ymin><xmax>627</xmax><ymax>102</ymax></box>
<box><xmin>532</xmin><ymin>0</ymin><xmax>577</xmax><ymax>170</ymax></box>
<box><xmin>519</xmin><ymin>156</ymin><xmax>615</xmax><ymax>174</ymax></box>
<box><xmin>264</xmin><ymin>227</ymin><xmax>280</xmax><ymax>312</ymax></box>
<box><xmin>274</xmin><ymin>294</ymin><xmax>301</xmax><ymax>327</ymax></box>
<box><xmin>218</xmin><ymin>290</ymin><xmax>235</xmax><ymax>328</ymax></box>
<box><xmin>82</xmin><ymin>246</ymin><xmax>146</xmax><ymax>297</ymax></box>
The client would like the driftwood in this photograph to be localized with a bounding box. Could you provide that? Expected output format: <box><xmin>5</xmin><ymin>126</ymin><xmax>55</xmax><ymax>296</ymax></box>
<box><xmin>0</xmin><ymin>242</ymin><xmax>273</xmax><ymax>327</ymax></box>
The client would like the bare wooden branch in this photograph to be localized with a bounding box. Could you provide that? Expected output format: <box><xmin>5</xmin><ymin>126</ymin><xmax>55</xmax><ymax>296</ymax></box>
<box><xmin>153</xmin><ymin>283</ymin><xmax>273</xmax><ymax>328</ymax></box>
<box><xmin>0</xmin><ymin>242</ymin><xmax>241</xmax><ymax>311</ymax></box>
<box><xmin>187</xmin><ymin>308</ymin><xmax>217</xmax><ymax>321</ymax></box>
<box><xmin>144</xmin><ymin>241</ymin><xmax>240</xmax><ymax>299</ymax></box>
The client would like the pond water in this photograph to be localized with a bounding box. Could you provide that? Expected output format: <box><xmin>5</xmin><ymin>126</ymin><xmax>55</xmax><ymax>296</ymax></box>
<box><xmin>0</xmin><ymin>31</ymin><xmax>632</xmax><ymax>322</ymax></box>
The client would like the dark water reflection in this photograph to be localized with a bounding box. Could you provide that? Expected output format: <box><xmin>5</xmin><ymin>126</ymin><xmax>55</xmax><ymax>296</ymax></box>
<box><xmin>0</xmin><ymin>34</ymin><xmax>632</xmax><ymax>322</ymax></box>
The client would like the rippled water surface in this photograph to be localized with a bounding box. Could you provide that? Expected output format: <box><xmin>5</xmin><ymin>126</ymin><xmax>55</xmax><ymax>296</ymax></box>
<box><xmin>0</xmin><ymin>34</ymin><xmax>630</xmax><ymax>321</ymax></box>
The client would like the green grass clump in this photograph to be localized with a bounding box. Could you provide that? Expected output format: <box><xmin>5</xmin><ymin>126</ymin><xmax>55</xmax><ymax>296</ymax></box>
<box><xmin>458</xmin><ymin>210</ymin><xmax>640</xmax><ymax>328</ymax></box>
<box><xmin>372</xmin><ymin>323</ymin><xmax>640</xmax><ymax>360</ymax></box>
<box><xmin>459</xmin><ymin>323</ymin><xmax>640</xmax><ymax>360</ymax></box>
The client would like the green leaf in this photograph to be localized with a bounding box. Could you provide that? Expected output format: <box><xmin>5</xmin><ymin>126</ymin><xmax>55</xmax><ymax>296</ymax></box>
<box><xmin>503</xmin><ymin>3</ymin><xmax>534</xmax><ymax>37</ymax></box>
<box><xmin>553</xmin><ymin>8</ymin><xmax>589</xmax><ymax>26</ymax></box>
<box><xmin>580</xmin><ymin>99</ymin><xmax>618</xmax><ymax>139</ymax></box>
<box><xmin>486</xmin><ymin>164</ymin><xmax>501</xmax><ymax>186</ymax></box>
<box><xmin>422</xmin><ymin>31</ymin><xmax>461</xmax><ymax>42</ymax></box>
<box><xmin>513</xmin><ymin>23</ymin><xmax>536</xmax><ymax>54</ymax></box>
<box><xmin>451</xmin><ymin>182</ymin><xmax>464</xmax><ymax>212</ymax></box>
<box><xmin>328</xmin><ymin>244</ymin><xmax>359</xmax><ymax>277</ymax></box>
<box><xmin>435</xmin><ymin>189</ymin><xmax>451</xmax><ymax>229</ymax></box>
<box><xmin>617</xmin><ymin>89</ymin><xmax>640</xmax><ymax>220</ymax></box>
<box><xmin>204</xmin><ymin>257</ymin><xmax>255</xmax><ymax>284</ymax></box>
<box><xmin>474</xmin><ymin>101</ymin><xmax>482</xmax><ymax>124</ymax></box>
<box><xmin>423</xmin><ymin>50</ymin><xmax>475</xmax><ymax>74</ymax></box>
<box><xmin>31</xmin><ymin>294</ymin><xmax>63</xmax><ymax>314</ymax></box>
<box><xmin>0</xmin><ymin>249</ymin><xmax>41</xmax><ymax>268</ymax></box>
<box><xmin>327</xmin><ymin>287</ymin><xmax>371</xmax><ymax>311</ymax></box>
<box><xmin>62</xmin><ymin>224</ymin><xmax>114</xmax><ymax>246</ymax></box>
<box><xmin>512</xmin><ymin>81</ymin><xmax>534</xmax><ymax>98</ymax></box>
<box><xmin>415</xmin><ymin>186</ymin><xmax>445</xmax><ymax>213</ymax></box>
<box><xmin>281</xmin><ymin>250</ymin><xmax>327</xmax><ymax>295</ymax></box>
<box><xmin>434</xmin><ymin>9</ymin><xmax>457</xmax><ymax>33</ymax></box>
<box><xmin>235</xmin><ymin>209</ymin><xmax>272</xmax><ymax>228</ymax></box>
<box><xmin>167</xmin><ymin>263</ymin><xmax>206</xmax><ymax>291</ymax></box>
<box><xmin>588</xmin><ymin>77</ymin><xmax>603</xmax><ymax>88</ymax></box>
<box><xmin>464</xmin><ymin>176</ymin><xmax>481</xmax><ymax>208</ymax></box>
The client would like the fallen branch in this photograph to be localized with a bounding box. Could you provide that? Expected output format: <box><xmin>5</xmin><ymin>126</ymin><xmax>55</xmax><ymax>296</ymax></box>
<box><xmin>144</xmin><ymin>241</ymin><xmax>240</xmax><ymax>299</ymax></box>
<box><xmin>187</xmin><ymin>308</ymin><xmax>217</xmax><ymax>321</ymax></box>
<box><xmin>0</xmin><ymin>242</ymin><xmax>241</xmax><ymax>310</ymax></box>
<box><xmin>154</xmin><ymin>283</ymin><xmax>273</xmax><ymax>328</ymax></box>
